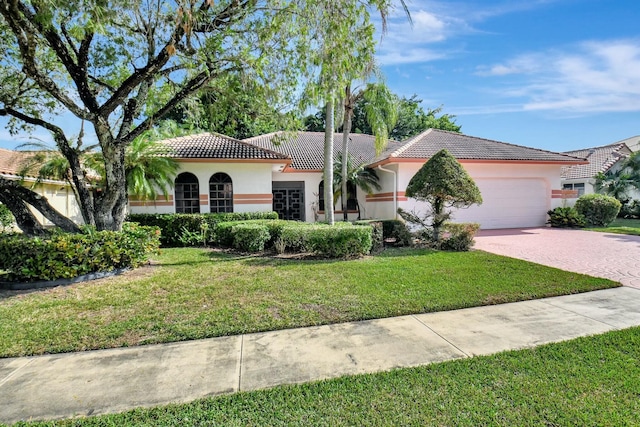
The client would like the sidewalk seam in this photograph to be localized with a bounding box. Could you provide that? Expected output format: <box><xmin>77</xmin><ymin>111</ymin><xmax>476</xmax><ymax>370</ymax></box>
<box><xmin>0</xmin><ymin>358</ymin><xmax>34</xmax><ymax>388</ymax></box>
<box><xmin>539</xmin><ymin>299</ymin><xmax>620</xmax><ymax>329</ymax></box>
<box><xmin>411</xmin><ymin>315</ymin><xmax>470</xmax><ymax>358</ymax></box>
<box><xmin>237</xmin><ymin>335</ymin><xmax>244</xmax><ymax>392</ymax></box>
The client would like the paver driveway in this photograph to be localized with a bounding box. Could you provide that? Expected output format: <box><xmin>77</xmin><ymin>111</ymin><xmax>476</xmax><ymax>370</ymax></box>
<box><xmin>474</xmin><ymin>227</ymin><xmax>640</xmax><ymax>288</ymax></box>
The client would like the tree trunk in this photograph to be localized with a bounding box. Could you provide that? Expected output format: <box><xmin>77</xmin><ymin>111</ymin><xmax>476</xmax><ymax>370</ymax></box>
<box><xmin>341</xmin><ymin>86</ymin><xmax>354</xmax><ymax>222</ymax></box>
<box><xmin>0</xmin><ymin>177</ymin><xmax>81</xmax><ymax>235</ymax></box>
<box><xmin>324</xmin><ymin>98</ymin><xmax>335</xmax><ymax>225</ymax></box>
<box><xmin>94</xmin><ymin>143</ymin><xmax>128</xmax><ymax>231</ymax></box>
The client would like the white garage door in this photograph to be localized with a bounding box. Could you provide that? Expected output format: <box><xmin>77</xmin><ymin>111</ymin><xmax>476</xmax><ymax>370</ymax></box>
<box><xmin>451</xmin><ymin>178</ymin><xmax>549</xmax><ymax>229</ymax></box>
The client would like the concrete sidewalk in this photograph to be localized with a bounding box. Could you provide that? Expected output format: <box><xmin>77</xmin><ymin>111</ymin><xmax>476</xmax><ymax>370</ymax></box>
<box><xmin>3</xmin><ymin>287</ymin><xmax>640</xmax><ymax>424</ymax></box>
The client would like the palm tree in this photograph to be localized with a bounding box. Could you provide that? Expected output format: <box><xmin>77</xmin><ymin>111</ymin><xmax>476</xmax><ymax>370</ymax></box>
<box><xmin>333</xmin><ymin>153</ymin><xmax>382</xmax><ymax>219</ymax></box>
<box><xmin>595</xmin><ymin>152</ymin><xmax>640</xmax><ymax>203</ymax></box>
<box><xmin>338</xmin><ymin>82</ymin><xmax>398</xmax><ymax>221</ymax></box>
<box><xmin>22</xmin><ymin>124</ymin><xmax>180</xmax><ymax>214</ymax></box>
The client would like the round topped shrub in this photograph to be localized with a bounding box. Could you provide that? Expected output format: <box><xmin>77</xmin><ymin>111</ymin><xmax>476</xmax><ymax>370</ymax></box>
<box><xmin>574</xmin><ymin>194</ymin><xmax>622</xmax><ymax>226</ymax></box>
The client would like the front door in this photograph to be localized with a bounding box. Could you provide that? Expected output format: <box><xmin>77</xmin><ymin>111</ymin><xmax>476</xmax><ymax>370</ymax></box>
<box><xmin>272</xmin><ymin>181</ymin><xmax>305</xmax><ymax>220</ymax></box>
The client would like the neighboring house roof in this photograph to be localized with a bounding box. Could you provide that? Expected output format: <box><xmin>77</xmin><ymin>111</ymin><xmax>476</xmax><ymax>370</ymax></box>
<box><xmin>244</xmin><ymin>131</ymin><xmax>406</xmax><ymax>171</ymax></box>
<box><xmin>371</xmin><ymin>129</ymin><xmax>586</xmax><ymax>166</ymax></box>
<box><xmin>0</xmin><ymin>148</ymin><xmax>40</xmax><ymax>179</ymax></box>
<box><xmin>611</xmin><ymin>135</ymin><xmax>640</xmax><ymax>153</ymax></box>
<box><xmin>159</xmin><ymin>132</ymin><xmax>291</xmax><ymax>162</ymax></box>
<box><xmin>561</xmin><ymin>143</ymin><xmax>632</xmax><ymax>180</ymax></box>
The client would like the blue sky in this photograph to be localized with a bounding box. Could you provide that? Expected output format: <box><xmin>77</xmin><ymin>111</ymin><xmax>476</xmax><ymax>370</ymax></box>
<box><xmin>379</xmin><ymin>0</ymin><xmax>640</xmax><ymax>151</ymax></box>
<box><xmin>1</xmin><ymin>0</ymin><xmax>638</xmax><ymax>153</ymax></box>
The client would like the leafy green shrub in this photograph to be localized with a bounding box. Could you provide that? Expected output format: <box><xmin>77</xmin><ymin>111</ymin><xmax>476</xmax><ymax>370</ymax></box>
<box><xmin>380</xmin><ymin>219</ymin><xmax>412</xmax><ymax>246</ymax></box>
<box><xmin>440</xmin><ymin>222</ymin><xmax>480</xmax><ymax>251</ymax></box>
<box><xmin>547</xmin><ymin>207</ymin><xmax>586</xmax><ymax>228</ymax></box>
<box><xmin>126</xmin><ymin>212</ymin><xmax>278</xmax><ymax>246</ymax></box>
<box><xmin>276</xmin><ymin>223</ymin><xmax>372</xmax><ymax>258</ymax></box>
<box><xmin>0</xmin><ymin>203</ymin><xmax>14</xmax><ymax>232</ymax></box>
<box><xmin>354</xmin><ymin>220</ymin><xmax>383</xmax><ymax>252</ymax></box>
<box><xmin>307</xmin><ymin>225</ymin><xmax>372</xmax><ymax>258</ymax></box>
<box><xmin>620</xmin><ymin>200</ymin><xmax>640</xmax><ymax>218</ymax></box>
<box><xmin>231</xmin><ymin>223</ymin><xmax>270</xmax><ymax>252</ymax></box>
<box><xmin>0</xmin><ymin>223</ymin><xmax>160</xmax><ymax>282</ymax></box>
<box><xmin>575</xmin><ymin>194</ymin><xmax>622</xmax><ymax>226</ymax></box>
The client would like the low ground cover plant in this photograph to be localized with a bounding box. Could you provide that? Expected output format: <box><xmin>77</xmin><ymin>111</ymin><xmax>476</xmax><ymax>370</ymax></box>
<box><xmin>547</xmin><ymin>206</ymin><xmax>586</xmax><ymax>228</ymax></box>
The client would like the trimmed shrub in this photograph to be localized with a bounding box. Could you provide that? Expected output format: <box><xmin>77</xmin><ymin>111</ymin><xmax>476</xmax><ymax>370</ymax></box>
<box><xmin>231</xmin><ymin>223</ymin><xmax>270</xmax><ymax>252</ymax></box>
<box><xmin>354</xmin><ymin>220</ymin><xmax>384</xmax><ymax>253</ymax></box>
<box><xmin>276</xmin><ymin>222</ymin><xmax>313</xmax><ymax>253</ymax></box>
<box><xmin>440</xmin><ymin>222</ymin><xmax>480</xmax><ymax>251</ymax></box>
<box><xmin>0</xmin><ymin>223</ymin><xmax>160</xmax><ymax>282</ymax></box>
<box><xmin>276</xmin><ymin>223</ymin><xmax>372</xmax><ymax>258</ymax></box>
<box><xmin>307</xmin><ymin>225</ymin><xmax>372</xmax><ymax>258</ymax></box>
<box><xmin>575</xmin><ymin>194</ymin><xmax>622</xmax><ymax>226</ymax></box>
<box><xmin>126</xmin><ymin>212</ymin><xmax>278</xmax><ymax>246</ymax></box>
<box><xmin>547</xmin><ymin>207</ymin><xmax>586</xmax><ymax>228</ymax></box>
<box><xmin>214</xmin><ymin>219</ymin><xmax>288</xmax><ymax>248</ymax></box>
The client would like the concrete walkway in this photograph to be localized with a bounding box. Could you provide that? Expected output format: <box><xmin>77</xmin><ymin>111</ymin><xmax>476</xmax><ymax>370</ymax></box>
<box><xmin>475</xmin><ymin>227</ymin><xmax>640</xmax><ymax>288</ymax></box>
<box><xmin>2</xmin><ymin>287</ymin><xmax>640</xmax><ymax>424</ymax></box>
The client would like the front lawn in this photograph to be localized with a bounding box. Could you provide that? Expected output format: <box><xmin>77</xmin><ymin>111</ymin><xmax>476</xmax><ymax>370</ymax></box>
<box><xmin>16</xmin><ymin>326</ymin><xmax>640</xmax><ymax>426</ymax></box>
<box><xmin>0</xmin><ymin>248</ymin><xmax>617</xmax><ymax>358</ymax></box>
<box><xmin>586</xmin><ymin>218</ymin><xmax>640</xmax><ymax>236</ymax></box>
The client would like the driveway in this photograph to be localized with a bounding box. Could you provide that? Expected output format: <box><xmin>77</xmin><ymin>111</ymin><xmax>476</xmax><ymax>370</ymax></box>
<box><xmin>474</xmin><ymin>227</ymin><xmax>640</xmax><ymax>289</ymax></box>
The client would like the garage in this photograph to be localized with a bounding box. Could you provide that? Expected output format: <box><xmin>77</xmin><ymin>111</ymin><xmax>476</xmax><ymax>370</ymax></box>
<box><xmin>451</xmin><ymin>178</ymin><xmax>550</xmax><ymax>229</ymax></box>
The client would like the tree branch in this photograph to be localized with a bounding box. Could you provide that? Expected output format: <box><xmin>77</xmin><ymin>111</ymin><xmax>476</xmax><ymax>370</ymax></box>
<box><xmin>0</xmin><ymin>176</ymin><xmax>81</xmax><ymax>234</ymax></box>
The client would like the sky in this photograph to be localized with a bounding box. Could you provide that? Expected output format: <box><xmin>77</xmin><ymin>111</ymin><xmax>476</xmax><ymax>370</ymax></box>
<box><xmin>378</xmin><ymin>0</ymin><xmax>640</xmax><ymax>151</ymax></box>
<box><xmin>1</xmin><ymin>0</ymin><xmax>639</xmax><ymax>153</ymax></box>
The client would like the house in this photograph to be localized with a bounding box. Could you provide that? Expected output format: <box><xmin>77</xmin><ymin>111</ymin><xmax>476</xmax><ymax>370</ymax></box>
<box><xmin>131</xmin><ymin>129</ymin><xmax>586</xmax><ymax>230</ymax></box>
<box><xmin>561</xmin><ymin>136</ymin><xmax>640</xmax><ymax>202</ymax></box>
<box><xmin>561</xmin><ymin>143</ymin><xmax>632</xmax><ymax>198</ymax></box>
<box><xmin>0</xmin><ymin>148</ymin><xmax>83</xmax><ymax>226</ymax></box>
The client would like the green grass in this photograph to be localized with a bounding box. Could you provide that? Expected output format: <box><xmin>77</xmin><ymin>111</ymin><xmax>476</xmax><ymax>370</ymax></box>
<box><xmin>586</xmin><ymin>218</ymin><xmax>640</xmax><ymax>236</ymax></box>
<box><xmin>0</xmin><ymin>248</ymin><xmax>617</xmax><ymax>358</ymax></box>
<box><xmin>14</xmin><ymin>326</ymin><xmax>640</xmax><ymax>426</ymax></box>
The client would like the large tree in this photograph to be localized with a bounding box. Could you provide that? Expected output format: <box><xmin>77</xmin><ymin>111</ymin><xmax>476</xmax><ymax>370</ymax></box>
<box><xmin>0</xmin><ymin>0</ymin><xmax>385</xmax><ymax>234</ymax></box>
<box><xmin>163</xmin><ymin>75</ymin><xmax>299</xmax><ymax>139</ymax></box>
<box><xmin>305</xmin><ymin>95</ymin><xmax>461</xmax><ymax>141</ymax></box>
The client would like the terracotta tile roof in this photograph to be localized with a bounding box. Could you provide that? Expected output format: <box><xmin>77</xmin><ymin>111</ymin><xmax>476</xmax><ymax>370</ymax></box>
<box><xmin>0</xmin><ymin>148</ymin><xmax>40</xmax><ymax>178</ymax></box>
<box><xmin>561</xmin><ymin>143</ymin><xmax>632</xmax><ymax>179</ymax></box>
<box><xmin>159</xmin><ymin>132</ymin><xmax>290</xmax><ymax>161</ymax></box>
<box><xmin>375</xmin><ymin>129</ymin><xmax>586</xmax><ymax>164</ymax></box>
<box><xmin>245</xmin><ymin>130</ymin><xmax>584</xmax><ymax>170</ymax></box>
<box><xmin>244</xmin><ymin>131</ymin><xmax>405</xmax><ymax>170</ymax></box>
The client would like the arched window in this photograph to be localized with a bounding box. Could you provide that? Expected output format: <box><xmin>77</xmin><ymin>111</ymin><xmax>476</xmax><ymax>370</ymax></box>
<box><xmin>209</xmin><ymin>173</ymin><xmax>233</xmax><ymax>213</ymax></box>
<box><xmin>175</xmin><ymin>172</ymin><xmax>200</xmax><ymax>213</ymax></box>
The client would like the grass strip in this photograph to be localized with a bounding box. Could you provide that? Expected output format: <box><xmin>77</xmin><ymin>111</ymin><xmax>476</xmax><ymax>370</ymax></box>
<box><xmin>0</xmin><ymin>248</ymin><xmax>617</xmax><ymax>357</ymax></box>
<box><xmin>14</xmin><ymin>326</ymin><xmax>640</xmax><ymax>426</ymax></box>
<box><xmin>585</xmin><ymin>218</ymin><xmax>640</xmax><ymax>236</ymax></box>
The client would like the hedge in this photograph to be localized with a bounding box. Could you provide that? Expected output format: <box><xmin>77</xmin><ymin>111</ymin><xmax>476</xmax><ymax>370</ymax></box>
<box><xmin>126</xmin><ymin>212</ymin><xmax>279</xmax><ymax>246</ymax></box>
<box><xmin>0</xmin><ymin>223</ymin><xmax>160</xmax><ymax>282</ymax></box>
<box><xmin>276</xmin><ymin>223</ymin><xmax>372</xmax><ymax>258</ymax></box>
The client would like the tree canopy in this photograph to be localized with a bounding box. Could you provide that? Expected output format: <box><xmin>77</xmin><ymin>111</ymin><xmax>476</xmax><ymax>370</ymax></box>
<box><xmin>0</xmin><ymin>0</ymin><xmax>394</xmax><ymax>234</ymax></box>
<box><xmin>304</xmin><ymin>94</ymin><xmax>460</xmax><ymax>141</ymax></box>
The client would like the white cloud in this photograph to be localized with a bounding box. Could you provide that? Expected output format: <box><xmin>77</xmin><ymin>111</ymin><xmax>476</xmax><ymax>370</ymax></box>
<box><xmin>479</xmin><ymin>39</ymin><xmax>640</xmax><ymax>113</ymax></box>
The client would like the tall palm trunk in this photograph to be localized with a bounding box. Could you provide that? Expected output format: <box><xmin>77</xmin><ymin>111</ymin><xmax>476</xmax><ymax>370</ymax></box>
<box><xmin>341</xmin><ymin>85</ymin><xmax>354</xmax><ymax>221</ymax></box>
<box><xmin>324</xmin><ymin>98</ymin><xmax>335</xmax><ymax>225</ymax></box>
